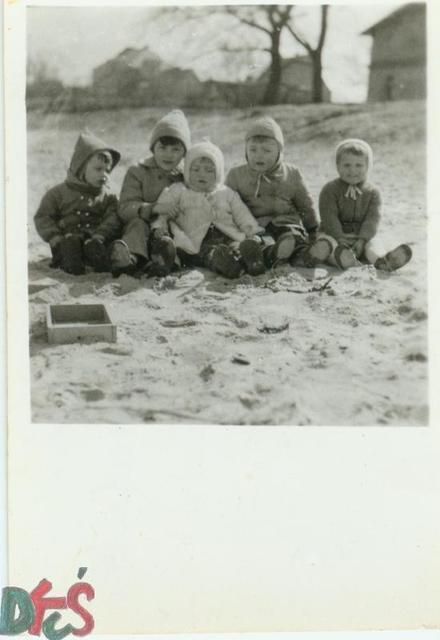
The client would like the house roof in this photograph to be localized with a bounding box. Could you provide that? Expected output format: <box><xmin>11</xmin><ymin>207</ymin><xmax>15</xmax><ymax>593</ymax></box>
<box><xmin>281</xmin><ymin>55</ymin><xmax>311</xmax><ymax>67</ymax></box>
<box><xmin>362</xmin><ymin>3</ymin><xmax>425</xmax><ymax>36</ymax></box>
<box><xmin>116</xmin><ymin>46</ymin><xmax>169</xmax><ymax>69</ymax></box>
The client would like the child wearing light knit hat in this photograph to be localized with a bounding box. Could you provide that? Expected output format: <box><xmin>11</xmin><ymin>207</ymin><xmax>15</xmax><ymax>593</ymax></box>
<box><xmin>312</xmin><ymin>138</ymin><xmax>412</xmax><ymax>271</ymax></box>
<box><xmin>111</xmin><ymin>110</ymin><xmax>191</xmax><ymax>276</ymax></box>
<box><xmin>151</xmin><ymin>140</ymin><xmax>266</xmax><ymax>279</ymax></box>
<box><xmin>226</xmin><ymin>116</ymin><xmax>320</xmax><ymax>268</ymax></box>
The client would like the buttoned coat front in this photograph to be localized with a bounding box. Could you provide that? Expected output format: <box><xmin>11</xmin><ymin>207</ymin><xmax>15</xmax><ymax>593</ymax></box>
<box><xmin>34</xmin><ymin>131</ymin><xmax>121</xmax><ymax>244</ymax></box>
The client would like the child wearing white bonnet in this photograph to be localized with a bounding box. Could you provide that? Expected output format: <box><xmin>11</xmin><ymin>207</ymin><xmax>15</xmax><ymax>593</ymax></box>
<box><xmin>310</xmin><ymin>138</ymin><xmax>412</xmax><ymax>271</ymax></box>
<box><xmin>152</xmin><ymin>139</ymin><xmax>266</xmax><ymax>279</ymax></box>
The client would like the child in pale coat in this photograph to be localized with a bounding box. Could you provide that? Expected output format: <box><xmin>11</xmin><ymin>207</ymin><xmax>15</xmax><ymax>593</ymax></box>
<box><xmin>152</xmin><ymin>140</ymin><xmax>266</xmax><ymax>279</ymax></box>
<box><xmin>34</xmin><ymin>130</ymin><xmax>121</xmax><ymax>275</ymax></box>
<box><xmin>111</xmin><ymin>109</ymin><xmax>190</xmax><ymax>275</ymax></box>
<box><xmin>311</xmin><ymin>139</ymin><xmax>412</xmax><ymax>270</ymax></box>
<box><xmin>225</xmin><ymin>116</ymin><xmax>320</xmax><ymax>267</ymax></box>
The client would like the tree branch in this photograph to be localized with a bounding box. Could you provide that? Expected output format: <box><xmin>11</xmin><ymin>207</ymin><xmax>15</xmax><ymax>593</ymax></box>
<box><xmin>317</xmin><ymin>5</ymin><xmax>329</xmax><ymax>52</ymax></box>
<box><xmin>285</xmin><ymin>22</ymin><xmax>313</xmax><ymax>53</ymax></box>
<box><xmin>225</xmin><ymin>6</ymin><xmax>272</xmax><ymax>35</ymax></box>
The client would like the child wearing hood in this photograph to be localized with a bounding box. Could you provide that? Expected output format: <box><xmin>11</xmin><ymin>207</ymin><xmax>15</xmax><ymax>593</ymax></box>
<box><xmin>311</xmin><ymin>139</ymin><xmax>412</xmax><ymax>271</ymax></box>
<box><xmin>111</xmin><ymin>110</ymin><xmax>190</xmax><ymax>276</ymax></box>
<box><xmin>225</xmin><ymin>116</ymin><xmax>320</xmax><ymax>267</ymax></box>
<box><xmin>151</xmin><ymin>140</ymin><xmax>266</xmax><ymax>279</ymax></box>
<box><xmin>34</xmin><ymin>130</ymin><xmax>121</xmax><ymax>275</ymax></box>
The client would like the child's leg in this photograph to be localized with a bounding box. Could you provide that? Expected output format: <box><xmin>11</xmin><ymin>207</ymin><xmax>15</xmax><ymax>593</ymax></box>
<box><xmin>83</xmin><ymin>238</ymin><xmax>111</xmax><ymax>272</ymax></box>
<box><xmin>58</xmin><ymin>235</ymin><xmax>85</xmax><ymax>275</ymax></box>
<box><xmin>200</xmin><ymin>227</ymin><xmax>242</xmax><ymax>279</ymax></box>
<box><xmin>121</xmin><ymin>218</ymin><xmax>150</xmax><ymax>262</ymax></box>
<box><xmin>239</xmin><ymin>237</ymin><xmax>266</xmax><ymax>276</ymax></box>
<box><xmin>306</xmin><ymin>233</ymin><xmax>360</xmax><ymax>269</ymax></box>
<box><xmin>148</xmin><ymin>228</ymin><xmax>176</xmax><ymax>276</ymax></box>
<box><xmin>364</xmin><ymin>237</ymin><xmax>387</xmax><ymax>265</ymax></box>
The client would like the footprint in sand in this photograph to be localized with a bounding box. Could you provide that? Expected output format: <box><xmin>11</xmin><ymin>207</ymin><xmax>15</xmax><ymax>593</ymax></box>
<box><xmin>81</xmin><ymin>389</ymin><xmax>105</xmax><ymax>402</ymax></box>
<box><xmin>99</xmin><ymin>346</ymin><xmax>133</xmax><ymax>356</ymax></box>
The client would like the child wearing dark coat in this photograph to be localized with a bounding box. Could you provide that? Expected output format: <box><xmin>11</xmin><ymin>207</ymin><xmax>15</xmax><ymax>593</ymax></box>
<box><xmin>111</xmin><ymin>109</ymin><xmax>191</xmax><ymax>275</ymax></box>
<box><xmin>225</xmin><ymin>116</ymin><xmax>320</xmax><ymax>267</ymax></box>
<box><xmin>311</xmin><ymin>138</ymin><xmax>412</xmax><ymax>271</ymax></box>
<box><xmin>34</xmin><ymin>130</ymin><xmax>121</xmax><ymax>275</ymax></box>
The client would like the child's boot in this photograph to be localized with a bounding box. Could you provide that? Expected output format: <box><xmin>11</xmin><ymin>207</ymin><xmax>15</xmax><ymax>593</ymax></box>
<box><xmin>208</xmin><ymin>245</ymin><xmax>242</xmax><ymax>279</ymax></box>
<box><xmin>239</xmin><ymin>238</ymin><xmax>266</xmax><ymax>275</ymax></box>
<box><xmin>264</xmin><ymin>232</ymin><xmax>296</xmax><ymax>267</ymax></box>
<box><xmin>150</xmin><ymin>231</ymin><xmax>176</xmax><ymax>276</ymax></box>
<box><xmin>59</xmin><ymin>235</ymin><xmax>85</xmax><ymax>275</ymax></box>
<box><xmin>84</xmin><ymin>238</ymin><xmax>110</xmax><ymax>272</ymax></box>
<box><xmin>303</xmin><ymin>238</ymin><xmax>333</xmax><ymax>266</ymax></box>
<box><xmin>375</xmin><ymin>244</ymin><xmax>412</xmax><ymax>272</ymax></box>
<box><xmin>334</xmin><ymin>244</ymin><xmax>361</xmax><ymax>269</ymax></box>
<box><xmin>110</xmin><ymin>240</ymin><xmax>138</xmax><ymax>276</ymax></box>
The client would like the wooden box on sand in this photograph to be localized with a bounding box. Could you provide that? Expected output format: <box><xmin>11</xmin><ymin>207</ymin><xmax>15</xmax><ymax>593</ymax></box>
<box><xmin>46</xmin><ymin>304</ymin><xmax>116</xmax><ymax>344</ymax></box>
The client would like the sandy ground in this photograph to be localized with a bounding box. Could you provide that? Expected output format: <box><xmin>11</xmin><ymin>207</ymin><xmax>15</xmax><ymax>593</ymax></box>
<box><xmin>27</xmin><ymin>102</ymin><xmax>428</xmax><ymax>425</ymax></box>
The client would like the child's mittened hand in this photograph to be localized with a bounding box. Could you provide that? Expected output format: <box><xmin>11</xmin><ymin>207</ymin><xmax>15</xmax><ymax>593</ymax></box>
<box><xmin>242</xmin><ymin>224</ymin><xmax>257</xmax><ymax>238</ymax></box>
<box><xmin>352</xmin><ymin>238</ymin><xmax>366</xmax><ymax>257</ymax></box>
<box><xmin>168</xmin><ymin>205</ymin><xmax>183</xmax><ymax>220</ymax></box>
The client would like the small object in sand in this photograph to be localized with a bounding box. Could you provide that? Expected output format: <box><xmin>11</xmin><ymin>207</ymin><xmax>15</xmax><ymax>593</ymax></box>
<box><xmin>258</xmin><ymin>321</ymin><xmax>289</xmax><ymax>334</ymax></box>
<box><xmin>81</xmin><ymin>388</ymin><xmax>105</xmax><ymax>402</ymax></box>
<box><xmin>46</xmin><ymin>303</ymin><xmax>116</xmax><ymax>344</ymax></box>
<box><xmin>239</xmin><ymin>394</ymin><xmax>259</xmax><ymax>409</ymax></box>
<box><xmin>160</xmin><ymin>319</ymin><xmax>197</xmax><ymax>328</ymax></box>
<box><xmin>199</xmin><ymin>363</ymin><xmax>215</xmax><ymax>381</ymax></box>
<box><xmin>232</xmin><ymin>354</ymin><xmax>250</xmax><ymax>365</ymax></box>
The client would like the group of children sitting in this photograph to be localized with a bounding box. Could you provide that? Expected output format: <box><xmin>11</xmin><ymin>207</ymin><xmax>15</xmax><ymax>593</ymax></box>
<box><xmin>34</xmin><ymin>109</ymin><xmax>412</xmax><ymax>279</ymax></box>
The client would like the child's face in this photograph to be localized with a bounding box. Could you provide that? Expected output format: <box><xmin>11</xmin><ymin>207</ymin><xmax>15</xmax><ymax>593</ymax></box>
<box><xmin>188</xmin><ymin>157</ymin><xmax>217</xmax><ymax>192</ymax></box>
<box><xmin>246</xmin><ymin>137</ymin><xmax>279</xmax><ymax>172</ymax></box>
<box><xmin>84</xmin><ymin>153</ymin><xmax>112</xmax><ymax>188</ymax></box>
<box><xmin>154</xmin><ymin>140</ymin><xmax>185</xmax><ymax>171</ymax></box>
<box><xmin>337</xmin><ymin>152</ymin><xmax>368</xmax><ymax>185</ymax></box>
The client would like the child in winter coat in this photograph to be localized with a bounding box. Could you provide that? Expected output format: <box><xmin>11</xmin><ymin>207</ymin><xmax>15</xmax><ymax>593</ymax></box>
<box><xmin>151</xmin><ymin>140</ymin><xmax>266</xmax><ymax>279</ymax></box>
<box><xmin>111</xmin><ymin>109</ymin><xmax>190</xmax><ymax>275</ymax></box>
<box><xmin>34</xmin><ymin>130</ymin><xmax>121</xmax><ymax>275</ymax></box>
<box><xmin>310</xmin><ymin>138</ymin><xmax>412</xmax><ymax>270</ymax></box>
<box><xmin>225</xmin><ymin>116</ymin><xmax>320</xmax><ymax>267</ymax></box>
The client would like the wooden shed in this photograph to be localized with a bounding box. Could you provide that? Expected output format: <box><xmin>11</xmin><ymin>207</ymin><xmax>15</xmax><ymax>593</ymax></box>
<box><xmin>362</xmin><ymin>3</ymin><xmax>426</xmax><ymax>101</ymax></box>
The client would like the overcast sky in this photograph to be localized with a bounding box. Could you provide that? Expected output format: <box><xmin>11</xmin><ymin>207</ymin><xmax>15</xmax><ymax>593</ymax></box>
<box><xmin>27</xmin><ymin>4</ymin><xmax>407</xmax><ymax>103</ymax></box>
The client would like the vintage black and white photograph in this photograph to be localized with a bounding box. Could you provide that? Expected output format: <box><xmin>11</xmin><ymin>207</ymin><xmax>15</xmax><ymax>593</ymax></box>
<box><xmin>26</xmin><ymin>2</ymin><xmax>428</xmax><ymax>425</ymax></box>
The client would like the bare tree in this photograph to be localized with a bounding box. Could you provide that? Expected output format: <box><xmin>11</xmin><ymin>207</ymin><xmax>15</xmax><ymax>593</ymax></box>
<box><xmin>224</xmin><ymin>5</ymin><xmax>293</xmax><ymax>105</ymax></box>
<box><xmin>286</xmin><ymin>5</ymin><xmax>329</xmax><ymax>103</ymax></box>
<box><xmin>148</xmin><ymin>5</ymin><xmax>330</xmax><ymax>105</ymax></box>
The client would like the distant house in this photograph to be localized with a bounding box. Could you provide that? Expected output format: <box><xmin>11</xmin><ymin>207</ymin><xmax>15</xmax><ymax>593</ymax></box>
<box><xmin>256</xmin><ymin>56</ymin><xmax>330</xmax><ymax>104</ymax></box>
<box><xmin>146</xmin><ymin>68</ymin><xmax>203</xmax><ymax>106</ymax></box>
<box><xmin>362</xmin><ymin>3</ymin><xmax>426</xmax><ymax>101</ymax></box>
<box><xmin>92</xmin><ymin>46</ymin><xmax>172</xmax><ymax>97</ymax></box>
